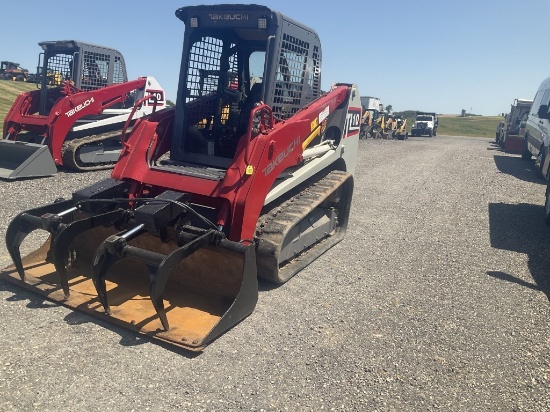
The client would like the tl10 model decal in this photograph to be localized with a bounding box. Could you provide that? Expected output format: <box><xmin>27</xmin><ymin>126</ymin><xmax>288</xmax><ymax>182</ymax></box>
<box><xmin>344</xmin><ymin>107</ymin><xmax>361</xmax><ymax>138</ymax></box>
<box><xmin>146</xmin><ymin>90</ymin><xmax>165</xmax><ymax>106</ymax></box>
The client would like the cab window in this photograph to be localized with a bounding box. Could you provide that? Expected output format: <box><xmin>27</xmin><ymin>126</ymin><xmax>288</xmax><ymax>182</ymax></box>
<box><xmin>539</xmin><ymin>89</ymin><xmax>550</xmax><ymax>117</ymax></box>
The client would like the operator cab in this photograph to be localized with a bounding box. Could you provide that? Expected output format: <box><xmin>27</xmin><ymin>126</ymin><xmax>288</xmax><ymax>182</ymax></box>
<box><xmin>37</xmin><ymin>40</ymin><xmax>128</xmax><ymax>115</ymax></box>
<box><xmin>165</xmin><ymin>5</ymin><xmax>322</xmax><ymax>171</ymax></box>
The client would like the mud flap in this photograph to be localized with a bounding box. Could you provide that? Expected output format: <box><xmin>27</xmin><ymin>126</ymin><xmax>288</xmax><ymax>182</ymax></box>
<box><xmin>504</xmin><ymin>135</ymin><xmax>524</xmax><ymax>154</ymax></box>
<box><xmin>1</xmin><ymin>229</ymin><xmax>258</xmax><ymax>351</ymax></box>
<box><xmin>0</xmin><ymin>140</ymin><xmax>57</xmax><ymax>179</ymax></box>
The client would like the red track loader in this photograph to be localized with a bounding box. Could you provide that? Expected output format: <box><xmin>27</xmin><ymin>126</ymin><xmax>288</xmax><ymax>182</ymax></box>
<box><xmin>1</xmin><ymin>40</ymin><xmax>165</xmax><ymax>179</ymax></box>
<box><xmin>2</xmin><ymin>4</ymin><xmax>360</xmax><ymax>351</ymax></box>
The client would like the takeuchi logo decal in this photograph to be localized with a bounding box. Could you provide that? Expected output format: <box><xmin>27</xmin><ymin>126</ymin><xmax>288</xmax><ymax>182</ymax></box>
<box><xmin>208</xmin><ymin>13</ymin><xmax>249</xmax><ymax>21</ymax></box>
<box><xmin>263</xmin><ymin>136</ymin><xmax>300</xmax><ymax>176</ymax></box>
<box><xmin>65</xmin><ymin>97</ymin><xmax>94</xmax><ymax>118</ymax></box>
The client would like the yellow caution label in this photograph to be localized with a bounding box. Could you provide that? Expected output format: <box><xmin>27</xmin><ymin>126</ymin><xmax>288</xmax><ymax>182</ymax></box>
<box><xmin>245</xmin><ymin>165</ymin><xmax>254</xmax><ymax>175</ymax></box>
<box><xmin>302</xmin><ymin>127</ymin><xmax>320</xmax><ymax>151</ymax></box>
<box><xmin>311</xmin><ymin>117</ymin><xmax>318</xmax><ymax>131</ymax></box>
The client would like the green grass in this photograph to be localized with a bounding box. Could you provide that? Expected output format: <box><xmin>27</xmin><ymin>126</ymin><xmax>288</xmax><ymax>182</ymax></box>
<box><xmin>395</xmin><ymin>111</ymin><xmax>503</xmax><ymax>138</ymax></box>
<box><xmin>0</xmin><ymin>79</ymin><xmax>37</xmax><ymax>131</ymax></box>
<box><xmin>437</xmin><ymin>115</ymin><xmax>502</xmax><ymax>138</ymax></box>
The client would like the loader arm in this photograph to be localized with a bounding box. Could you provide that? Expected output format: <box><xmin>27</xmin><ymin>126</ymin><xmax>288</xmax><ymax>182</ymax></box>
<box><xmin>3</xmin><ymin>78</ymin><xmax>148</xmax><ymax>166</ymax></box>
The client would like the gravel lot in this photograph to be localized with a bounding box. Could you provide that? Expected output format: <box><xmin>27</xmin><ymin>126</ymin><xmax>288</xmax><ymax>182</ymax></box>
<box><xmin>0</xmin><ymin>135</ymin><xmax>549</xmax><ymax>411</ymax></box>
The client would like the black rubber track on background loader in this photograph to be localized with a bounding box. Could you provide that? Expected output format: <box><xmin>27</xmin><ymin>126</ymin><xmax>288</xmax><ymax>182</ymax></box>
<box><xmin>255</xmin><ymin>170</ymin><xmax>352</xmax><ymax>284</ymax></box>
<box><xmin>61</xmin><ymin>129</ymin><xmax>127</xmax><ymax>171</ymax></box>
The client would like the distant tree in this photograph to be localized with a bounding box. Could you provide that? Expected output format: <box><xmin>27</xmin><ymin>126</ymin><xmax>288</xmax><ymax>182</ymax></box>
<box><xmin>394</xmin><ymin>110</ymin><xmax>417</xmax><ymax>118</ymax></box>
<box><xmin>385</xmin><ymin>104</ymin><xmax>393</xmax><ymax>113</ymax></box>
<box><xmin>393</xmin><ymin>110</ymin><xmax>417</xmax><ymax>126</ymax></box>
<box><xmin>166</xmin><ymin>99</ymin><xmax>176</xmax><ymax>107</ymax></box>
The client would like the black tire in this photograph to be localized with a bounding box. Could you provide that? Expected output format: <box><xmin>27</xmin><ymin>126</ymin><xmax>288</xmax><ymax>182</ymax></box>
<box><xmin>535</xmin><ymin>146</ymin><xmax>546</xmax><ymax>178</ymax></box>
<box><xmin>428</xmin><ymin>129</ymin><xmax>433</xmax><ymax>137</ymax></box>
<box><xmin>544</xmin><ymin>184</ymin><xmax>550</xmax><ymax>225</ymax></box>
<box><xmin>521</xmin><ymin>135</ymin><xmax>532</xmax><ymax>160</ymax></box>
<box><xmin>433</xmin><ymin>128</ymin><xmax>437</xmax><ymax>137</ymax></box>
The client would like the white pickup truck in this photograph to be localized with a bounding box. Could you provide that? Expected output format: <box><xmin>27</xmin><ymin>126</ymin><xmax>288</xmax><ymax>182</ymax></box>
<box><xmin>410</xmin><ymin>112</ymin><xmax>438</xmax><ymax>137</ymax></box>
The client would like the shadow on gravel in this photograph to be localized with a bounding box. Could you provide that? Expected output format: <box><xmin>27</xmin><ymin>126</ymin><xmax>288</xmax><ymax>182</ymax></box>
<box><xmin>488</xmin><ymin>202</ymin><xmax>550</xmax><ymax>302</ymax></box>
<box><xmin>0</xmin><ymin>278</ymin><xmax>200</xmax><ymax>358</ymax></box>
<box><xmin>493</xmin><ymin>155</ymin><xmax>544</xmax><ymax>184</ymax></box>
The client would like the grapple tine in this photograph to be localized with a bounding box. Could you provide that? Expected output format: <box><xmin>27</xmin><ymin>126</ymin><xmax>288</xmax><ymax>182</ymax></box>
<box><xmin>52</xmin><ymin>209</ymin><xmax>126</xmax><ymax>298</ymax></box>
<box><xmin>151</xmin><ymin>229</ymin><xmax>218</xmax><ymax>331</ymax></box>
<box><xmin>91</xmin><ymin>235</ymin><xmax>125</xmax><ymax>314</ymax></box>
<box><xmin>90</xmin><ymin>227</ymin><xmax>166</xmax><ymax>315</ymax></box>
<box><xmin>5</xmin><ymin>214</ymin><xmax>34</xmax><ymax>282</ymax></box>
<box><xmin>5</xmin><ymin>200</ymin><xmax>74</xmax><ymax>281</ymax></box>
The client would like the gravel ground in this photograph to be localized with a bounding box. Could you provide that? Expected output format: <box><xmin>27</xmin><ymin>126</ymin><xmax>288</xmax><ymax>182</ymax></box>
<box><xmin>0</xmin><ymin>136</ymin><xmax>549</xmax><ymax>411</ymax></box>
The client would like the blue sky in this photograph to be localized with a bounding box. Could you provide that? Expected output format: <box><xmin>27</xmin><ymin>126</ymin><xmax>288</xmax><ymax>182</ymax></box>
<box><xmin>1</xmin><ymin>0</ymin><xmax>549</xmax><ymax>115</ymax></box>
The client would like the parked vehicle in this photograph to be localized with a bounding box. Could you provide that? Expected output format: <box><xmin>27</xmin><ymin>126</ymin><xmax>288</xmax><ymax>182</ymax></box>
<box><xmin>410</xmin><ymin>112</ymin><xmax>438</xmax><ymax>137</ymax></box>
<box><xmin>394</xmin><ymin>116</ymin><xmax>408</xmax><ymax>140</ymax></box>
<box><xmin>382</xmin><ymin>114</ymin><xmax>397</xmax><ymax>139</ymax></box>
<box><xmin>1</xmin><ymin>40</ymin><xmax>165</xmax><ymax>179</ymax></box>
<box><xmin>520</xmin><ymin>77</ymin><xmax>550</xmax><ymax>223</ymax></box>
<box><xmin>359</xmin><ymin>96</ymin><xmax>381</xmax><ymax>139</ymax></box>
<box><xmin>496</xmin><ymin>120</ymin><xmax>505</xmax><ymax>143</ymax></box>
<box><xmin>0</xmin><ymin>61</ymin><xmax>29</xmax><ymax>81</ymax></box>
<box><xmin>522</xmin><ymin>78</ymin><xmax>550</xmax><ymax>179</ymax></box>
<box><xmin>498</xmin><ymin>98</ymin><xmax>532</xmax><ymax>153</ymax></box>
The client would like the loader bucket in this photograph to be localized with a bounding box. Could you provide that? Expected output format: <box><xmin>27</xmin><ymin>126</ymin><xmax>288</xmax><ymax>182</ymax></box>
<box><xmin>0</xmin><ymin>140</ymin><xmax>57</xmax><ymax>179</ymax></box>
<box><xmin>1</xmin><ymin>220</ymin><xmax>258</xmax><ymax>351</ymax></box>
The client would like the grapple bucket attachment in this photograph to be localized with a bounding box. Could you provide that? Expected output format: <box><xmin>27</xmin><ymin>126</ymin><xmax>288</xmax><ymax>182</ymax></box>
<box><xmin>2</xmin><ymin>204</ymin><xmax>258</xmax><ymax>351</ymax></box>
<box><xmin>0</xmin><ymin>140</ymin><xmax>57</xmax><ymax>179</ymax></box>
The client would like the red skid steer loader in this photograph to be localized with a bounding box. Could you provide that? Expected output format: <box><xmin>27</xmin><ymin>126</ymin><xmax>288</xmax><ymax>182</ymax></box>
<box><xmin>1</xmin><ymin>40</ymin><xmax>165</xmax><ymax>179</ymax></box>
<box><xmin>2</xmin><ymin>4</ymin><xmax>360</xmax><ymax>351</ymax></box>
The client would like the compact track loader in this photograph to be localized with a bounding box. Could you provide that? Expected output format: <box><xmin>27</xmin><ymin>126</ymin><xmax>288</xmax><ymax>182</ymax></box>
<box><xmin>395</xmin><ymin>116</ymin><xmax>408</xmax><ymax>140</ymax></box>
<box><xmin>2</xmin><ymin>4</ymin><xmax>360</xmax><ymax>351</ymax></box>
<box><xmin>0</xmin><ymin>61</ymin><xmax>29</xmax><ymax>81</ymax></box>
<box><xmin>1</xmin><ymin>40</ymin><xmax>165</xmax><ymax>179</ymax></box>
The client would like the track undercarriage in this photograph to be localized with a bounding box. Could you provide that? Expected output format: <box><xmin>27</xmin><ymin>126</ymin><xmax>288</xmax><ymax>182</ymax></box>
<box><xmin>61</xmin><ymin>129</ymin><xmax>130</xmax><ymax>171</ymax></box>
<box><xmin>256</xmin><ymin>170</ymin><xmax>353</xmax><ymax>284</ymax></box>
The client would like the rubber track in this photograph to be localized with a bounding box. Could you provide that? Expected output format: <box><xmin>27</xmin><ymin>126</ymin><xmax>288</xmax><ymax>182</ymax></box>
<box><xmin>61</xmin><ymin>129</ymin><xmax>128</xmax><ymax>172</ymax></box>
<box><xmin>255</xmin><ymin>170</ymin><xmax>351</xmax><ymax>284</ymax></box>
